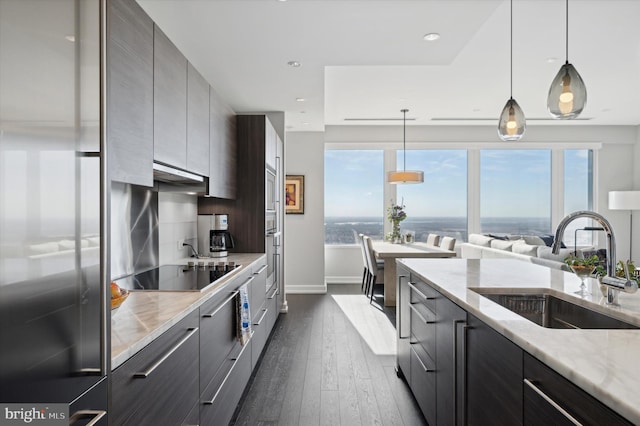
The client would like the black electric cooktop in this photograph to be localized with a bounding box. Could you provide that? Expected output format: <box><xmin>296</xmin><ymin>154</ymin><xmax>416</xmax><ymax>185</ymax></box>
<box><xmin>116</xmin><ymin>263</ymin><xmax>241</xmax><ymax>292</ymax></box>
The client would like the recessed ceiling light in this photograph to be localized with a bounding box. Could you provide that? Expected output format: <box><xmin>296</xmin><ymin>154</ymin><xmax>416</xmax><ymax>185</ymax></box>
<box><xmin>296</xmin><ymin>98</ymin><xmax>305</xmax><ymax>102</ymax></box>
<box><xmin>423</xmin><ymin>33</ymin><xmax>440</xmax><ymax>41</ymax></box>
<box><xmin>546</xmin><ymin>57</ymin><xmax>559</xmax><ymax>63</ymax></box>
<box><xmin>287</xmin><ymin>60</ymin><xmax>301</xmax><ymax>67</ymax></box>
<box><xmin>303</xmin><ymin>122</ymin><xmax>309</xmax><ymax>125</ymax></box>
<box><xmin>65</xmin><ymin>35</ymin><xmax>75</xmax><ymax>42</ymax></box>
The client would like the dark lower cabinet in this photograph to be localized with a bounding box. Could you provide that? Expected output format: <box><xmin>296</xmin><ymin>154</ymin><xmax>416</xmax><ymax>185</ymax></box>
<box><xmin>200</xmin><ymin>342</ymin><xmax>252</xmax><ymax>426</ymax></box>
<box><xmin>410</xmin><ymin>342</ymin><xmax>436</xmax><ymax>426</ymax></box>
<box><xmin>69</xmin><ymin>378</ymin><xmax>108</xmax><ymax>426</ymax></box>
<box><xmin>523</xmin><ymin>353</ymin><xmax>632</xmax><ymax>426</ymax></box>
<box><xmin>111</xmin><ymin>311</ymin><xmax>199</xmax><ymax>426</ymax></box>
<box><xmin>466</xmin><ymin>313</ymin><xmax>523</xmax><ymax>426</ymax></box>
<box><xmin>396</xmin><ymin>268</ymin><xmax>411</xmax><ymax>382</ymax></box>
<box><xmin>435</xmin><ymin>294</ymin><xmax>466</xmax><ymax>426</ymax></box>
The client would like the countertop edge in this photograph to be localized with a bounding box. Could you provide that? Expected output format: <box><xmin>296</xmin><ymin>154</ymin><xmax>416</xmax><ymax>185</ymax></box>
<box><xmin>111</xmin><ymin>253</ymin><xmax>266</xmax><ymax>370</ymax></box>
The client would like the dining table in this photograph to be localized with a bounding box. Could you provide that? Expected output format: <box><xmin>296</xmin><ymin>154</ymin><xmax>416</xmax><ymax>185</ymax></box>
<box><xmin>372</xmin><ymin>241</ymin><xmax>456</xmax><ymax>306</ymax></box>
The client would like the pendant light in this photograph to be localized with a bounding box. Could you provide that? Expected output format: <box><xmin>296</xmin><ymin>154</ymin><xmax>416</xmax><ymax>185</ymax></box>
<box><xmin>498</xmin><ymin>0</ymin><xmax>525</xmax><ymax>141</ymax></box>
<box><xmin>387</xmin><ymin>109</ymin><xmax>424</xmax><ymax>184</ymax></box>
<box><xmin>547</xmin><ymin>0</ymin><xmax>586</xmax><ymax>119</ymax></box>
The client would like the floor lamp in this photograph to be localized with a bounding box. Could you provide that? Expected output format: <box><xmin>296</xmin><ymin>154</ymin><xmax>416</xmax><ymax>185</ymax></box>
<box><xmin>608</xmin><ymin>190</ymin><xmax>640</xmax><ymax>261</ymax></box>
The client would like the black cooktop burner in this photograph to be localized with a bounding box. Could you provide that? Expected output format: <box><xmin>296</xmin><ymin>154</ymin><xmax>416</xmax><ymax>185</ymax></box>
<box><xmin>116</xmin><ymin>264</ymin><xmax>241</xmax><ymax>292</ymax></box>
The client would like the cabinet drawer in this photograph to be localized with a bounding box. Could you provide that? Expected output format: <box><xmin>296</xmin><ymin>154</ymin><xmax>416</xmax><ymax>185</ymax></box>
<box><xmin>523</xmin><ymin>353</ymin><xmax>632</xmax><ymax>426</ymax></box>
<box><xmin>199</xmin><ymin>289</ymin><xmax>239</xmax><ymax>394</ymax></box>
<box><xmin>410</xmin><ymin>343</ymin><xmax>436</xmax><ymax>426</ymax></box>
<box><xmin>251</xmin><ymin>307</ymin><xmax>269</xmax><ymax>370</ymax></box>
<box><xmin>111</xmin><ymin>311</ymin><xmax>199</xmax><ymax>426</ymax></box>
<box><xmin>408</xmin><ymin>276</ymin><xmax>437</xmax><ymax>312</ymax></box>
<box><xmin>200</xmin><ymin>341</ymin><xmax>252</xmax><ymax>426</ymax></box>
<box><xmin>410</xmin><ymin>302</ymin><xmax>436</xmax><ymax>357</ymax></box>
<box><xmin>251</xmin><ymin>261</ymin><xmax>268</xmax><ymax>313</ymax></box>
<box><xmin>266</xmin><ymin>283</ymin><xmax>279</xmax><ymax>334</ymax></box>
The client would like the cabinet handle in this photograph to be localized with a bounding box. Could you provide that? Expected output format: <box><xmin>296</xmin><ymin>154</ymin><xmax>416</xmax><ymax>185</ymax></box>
<box><xmin>453</xmin><ymin>320</ymin><xmax>468</xmax><ymax>426</ymax></box>
<box><xmin>254</xmin><ymin>265</ymin><xmax>268</xmax><ymax>275</ymax></box>
<box><xmin>410</xmin><ymin>344</ymin><xmax>435</xmax><ymax>372</ymax></box>
<box><xmin>523</xmin><ymin>378</ymin><xmax>583</xmax><ymax>426</ymax></box>
<box><xmin>407</xmin><ymin>281</ymin><xmax>435</xmax><ymax>301</ymax></box>
<box><xmin>409</xmin><ymin>302</ymin><xmax>435</xmax><ymax>324</ymax></box>
<box><xmin>202</xmin><ymin>291</ymin><xmax>239</xmax><ymax>318</ymax></box>
<box><xmin>253</xmin><ymin>308</ymin><xmax>268</xmax><ymax>326</ymax></box>
<box><xmin>69</xmin><ymin>409</ymin><xmax>107</xmax><ymax>426</ymax></box>
<box><xmin>133</xmin><ymin>327</ymin><xmax>199</xmax><ymax>378</ymax></box>
<box><xmin>203</xmin><ymin>343</ymin><xmax>249</xmax><ymax>405</ymax></box>
<box><xmin>268</xmin><ymin>286</ymin><xmax>278</xmax><ymax>299</ymax></box>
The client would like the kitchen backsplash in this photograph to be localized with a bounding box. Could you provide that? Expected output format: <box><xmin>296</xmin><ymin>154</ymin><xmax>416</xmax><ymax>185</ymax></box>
<box><xmin>158</xmin><ymin>192</ymin><xmax>198</xmax><ymax>264</ymax></box>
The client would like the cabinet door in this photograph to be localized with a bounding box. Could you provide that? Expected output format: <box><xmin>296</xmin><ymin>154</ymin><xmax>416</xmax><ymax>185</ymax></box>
<box><xmin>466</xmin><ymin>313</ymin><xmax>523</xmax><ymax>426</ymax></box>
<box><xmin>199</xmin><ymin>290</ymin><xmax>239</xmax><ymax>394</ymax></box>
<box><xmin>208</xmin><ymin>87</ymin><xmax>236</xmax><ymax>199</ymax></box>
<box><xmin>111</xmin><ymin>311</ymin><xmax>199</xmax><ymax>426</ymax></box>
<box><xmin>523</xmin><ymin>353</ymin><xmax>632</xmax><ymax>426</ymax></box>
<box><xmin>396</xmin><ymin>267</ymin><xmax>411</xmax><ymax>381</ymax></box>
<box><xmin>436</xmin><ymin>295</ymin><xmax>466</xmax><ymax>426</ymax></box>
<box><xmin>410</xmin><ymin>342</ymin><xmax>436</xmax><ymax>426</ymax></box>
<box><xmin>265</xmin><ymin>118</ymin><xmax>277</xmax><ymax>170</ymax></box>
<box><xmin>153</xmin><ymin>25</ymin><xmax>187</xmax><ymax>169</ymax></box>
<box><xmin>186</xmin><ymin>62</ymin><xmax>210</xmax><ymax>176</ymax></box>
<box><xmin>200</xmin><ymin>341</ymin><xmax>252</xmax><ymax>426</ymax></box>
<box><xmin>107</xmin><ymin>0</ymin><xmax>153</xmax><ymax>186</ymax></box>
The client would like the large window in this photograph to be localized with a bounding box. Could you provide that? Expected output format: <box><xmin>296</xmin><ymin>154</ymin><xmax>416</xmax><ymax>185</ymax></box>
<box><xmin>396</xmin><ymin>150</ymin><xmax>467</xmax><ymax>242</ymax></box>
<box><xmin>324</xmin><ymin>150</ymin><xmax>384</xmax><ymax>244</ymax></box>
<box><xmin>480</xmin><ymin>150</ymin><xmax>551</xmax><ymax>235</ymax></box>
<box><xmin>564</xmin><ymin>149</ymin><xmax>594</xmax><ymax>247</ymax></box>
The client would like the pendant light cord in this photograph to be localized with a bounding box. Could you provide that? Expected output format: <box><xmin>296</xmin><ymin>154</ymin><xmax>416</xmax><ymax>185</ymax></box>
<box><xmin>565</xmin><ymin>0</ymin><xmax>569</xmax><ymax>62</ymax></box>
<box><xmin>510</xmin><ymin>0</ymin><xmax>513</xmax><ymax>98</ymax></box>
<box><xmin>401</xmin><ymin>109</ymin><xmax>408</xmax><ymax>171</ymax></box>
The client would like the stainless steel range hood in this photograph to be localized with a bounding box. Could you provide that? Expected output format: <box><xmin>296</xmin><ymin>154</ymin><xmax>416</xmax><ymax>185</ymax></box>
<box><xmin>152</xmin><ymin>162</ymin><xmax>208</xmax><ymax>193</ymax></box>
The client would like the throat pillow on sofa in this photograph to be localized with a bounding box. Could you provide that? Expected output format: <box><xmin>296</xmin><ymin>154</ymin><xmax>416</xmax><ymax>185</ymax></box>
<box><xmin>490</xmin><ymin>239</ymin><xmax>515</xmax><ymax>251</ymax></box>
<box><xmin>511</xmin><ymin>240</ymin><xmax>539</xmax><ymax>256</ymax></box>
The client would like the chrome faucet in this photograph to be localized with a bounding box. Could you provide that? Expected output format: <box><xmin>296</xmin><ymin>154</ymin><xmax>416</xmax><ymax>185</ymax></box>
<box><xmin>552</xmin><ymin>210</ymin><xmax>637</xmax><ymax>305</ymax></box>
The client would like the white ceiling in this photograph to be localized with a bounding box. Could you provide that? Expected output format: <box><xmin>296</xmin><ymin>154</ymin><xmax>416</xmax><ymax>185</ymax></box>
<box><xmin>138</xmin><ymin>0</ymin><xmax>640</xmax><ymax>132</ymax></box>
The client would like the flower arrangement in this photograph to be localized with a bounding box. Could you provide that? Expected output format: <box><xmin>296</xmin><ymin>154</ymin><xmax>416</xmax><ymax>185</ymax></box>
<box><xmin>386</xmin><ymin>200</ymin><xmax>407</xmax><ymax>243</ymax></box>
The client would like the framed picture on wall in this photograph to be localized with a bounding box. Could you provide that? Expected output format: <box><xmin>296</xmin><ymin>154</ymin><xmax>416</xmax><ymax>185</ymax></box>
<box><xmin>285</xmin><ymin>175</ymin><xmax>304</xmax><ymax>214</ymax></box>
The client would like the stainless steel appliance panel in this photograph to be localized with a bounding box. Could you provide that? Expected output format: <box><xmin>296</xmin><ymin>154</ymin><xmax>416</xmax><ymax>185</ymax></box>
<box><xmin>0</xmin><ymin>0</ymin><xmax>106</xmax><ymax>407</ymax></box>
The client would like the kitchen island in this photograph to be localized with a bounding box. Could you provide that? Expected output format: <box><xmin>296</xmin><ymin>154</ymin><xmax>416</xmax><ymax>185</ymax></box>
<box><xmin>398</xmin><ymin>258</ymin><xmax>640</xmax><ymax>425</ymax></box>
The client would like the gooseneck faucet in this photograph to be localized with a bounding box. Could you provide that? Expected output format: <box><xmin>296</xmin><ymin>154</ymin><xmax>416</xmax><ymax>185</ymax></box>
<box><xmin>552</xmin><ymin>210</ymin><xmax>637</xmax><ymax>305</ymax></box>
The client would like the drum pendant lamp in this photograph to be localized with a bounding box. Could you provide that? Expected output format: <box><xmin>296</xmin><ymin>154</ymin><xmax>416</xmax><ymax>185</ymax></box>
<box><xmin>388</xmin><ymin>109</ymin><xmax>423</xmax><ymax>184</ymax></box>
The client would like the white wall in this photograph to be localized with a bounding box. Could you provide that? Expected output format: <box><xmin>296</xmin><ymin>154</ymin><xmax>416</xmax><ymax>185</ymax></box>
<box><xmin>158</xmin><ymin>193</ymin><xmax>198</xmax><ymax>264</ymax></box>
<box><xmin>284</xmin><ymin>132</ymin><xmax>326</xmax><ymax>293</ymax></box>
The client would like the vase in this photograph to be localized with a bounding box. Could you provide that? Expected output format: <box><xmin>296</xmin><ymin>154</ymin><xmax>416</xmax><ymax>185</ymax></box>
<box><xmin>391</xmin><ymin>221</ymin><xmax>402</xmax><ymax>244</ymax></box>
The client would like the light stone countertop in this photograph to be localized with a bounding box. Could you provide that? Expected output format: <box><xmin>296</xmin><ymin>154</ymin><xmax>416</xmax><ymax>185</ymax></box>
<box><xmin>398</xmin><ymin>258</ymin><xmax>640</xmax><ymax>424</ymax></box>
<box><xmin>111</xmin><ymin>253</ymin><xmax>266</xmax><ymax>369</ymax></box>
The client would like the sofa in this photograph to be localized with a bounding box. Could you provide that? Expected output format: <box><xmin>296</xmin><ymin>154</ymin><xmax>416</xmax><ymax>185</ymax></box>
<box><xmin>460</xmin><ymin>233</ymin><xmax>577</xmax><ymax>271</ymax></box>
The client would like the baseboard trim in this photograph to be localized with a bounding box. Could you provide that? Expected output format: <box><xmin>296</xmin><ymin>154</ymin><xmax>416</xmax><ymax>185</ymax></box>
<box><xmin>286</xmin><ymin>284</ymin><xmax>327</xmax><ymax>294</ymax></box>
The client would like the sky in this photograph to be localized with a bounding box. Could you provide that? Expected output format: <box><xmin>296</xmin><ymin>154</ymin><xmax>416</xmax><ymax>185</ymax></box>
<box><xmin>325</xmin><ymin>149</ymin><xmax>591</xmax><ymax>218</ymax></box>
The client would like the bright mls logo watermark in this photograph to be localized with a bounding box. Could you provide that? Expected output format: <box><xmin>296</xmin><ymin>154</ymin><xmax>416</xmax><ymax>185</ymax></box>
<box><xmin>0</xmin><ymin>404</ymin><xmax>67</xmax><ymax>425</ymax></box>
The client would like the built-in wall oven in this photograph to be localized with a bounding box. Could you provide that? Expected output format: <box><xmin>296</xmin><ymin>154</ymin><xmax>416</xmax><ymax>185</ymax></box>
<box><xmin>266</xmin><ymin>167</ymin><xmax>276</xmax><ymax>212</ymax></box>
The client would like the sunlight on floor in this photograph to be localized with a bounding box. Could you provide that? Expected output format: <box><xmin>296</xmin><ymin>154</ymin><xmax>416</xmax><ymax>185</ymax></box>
<box><xmin>331</xmin><ymin>294</ymin><xmax>397</xmax><ymax>356</ymax></box>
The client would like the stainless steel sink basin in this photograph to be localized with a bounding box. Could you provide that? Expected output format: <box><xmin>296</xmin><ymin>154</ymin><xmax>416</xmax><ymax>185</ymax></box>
<box><xmin>470</xmin><ymin>289</ymin><xmax>639</xmax><ymax>330</ymax></box>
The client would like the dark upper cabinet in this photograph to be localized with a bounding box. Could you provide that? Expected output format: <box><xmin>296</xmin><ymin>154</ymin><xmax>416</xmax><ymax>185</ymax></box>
<box><xmin>187</xmin><ymin>63</ymin><xmax>210</xmax><ymax>177</ymax></box>
<box><xmin>107</xmin><ymin>0</ymin><xmax>154</xmax><ymax>186</ymax></box>
<box><xmin>208</xmin><ymin>88</ymin><xmax>236</xmax><ymax>199</ymax></box>
<box><xmin>153</xmin><ymin>25</ymin><xmax>187</xmax><ymax>169</ymax></box>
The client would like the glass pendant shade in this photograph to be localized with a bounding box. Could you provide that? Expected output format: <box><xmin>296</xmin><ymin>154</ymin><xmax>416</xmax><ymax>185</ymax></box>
<box><xmin>388</xmin><ymin>170</ymin><xmax>424</xmax><ymax>184</ymax></box>
<box><xmin>498</xmin><ymin>97</ymin><xmax>525</xmax><ymax>141</ymax></box>
<box><xmin>547</xmin><ymin>62</ymin><xmax>586</xmax><ymax>119</ymax></box>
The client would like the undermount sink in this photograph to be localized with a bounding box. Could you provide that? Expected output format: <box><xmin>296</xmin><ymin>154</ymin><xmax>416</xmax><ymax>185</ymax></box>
<box><xmin>470</xmin><ymin>289</ymin><xmax>639</xmax><ymax>330</ymax></box>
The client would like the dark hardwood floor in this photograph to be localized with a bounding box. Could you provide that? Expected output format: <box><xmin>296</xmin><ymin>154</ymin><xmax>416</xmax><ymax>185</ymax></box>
<box><xmin>232</xmin><ymin>284</ymin><xmax>427</xmax><ymax>426</ymax></box>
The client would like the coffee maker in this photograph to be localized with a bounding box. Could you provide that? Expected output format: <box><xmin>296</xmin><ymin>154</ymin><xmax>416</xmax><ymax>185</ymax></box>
<box><xmin>197</xmin><ymin>214</ymin><xmax>235</xmax><ymax>258</ymax></box>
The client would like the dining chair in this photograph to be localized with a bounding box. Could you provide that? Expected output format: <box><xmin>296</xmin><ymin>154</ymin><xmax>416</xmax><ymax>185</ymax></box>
<box><xmin>363</xmin><ymin>236</ymin><xmax>384</xmax><ymax>304</ymax></box>
<box><xmin>358</xmin><ymin>234</ymin><xmax>369</xmax><ymax>294</ymax></box>
<box><xmin>440</xmin><ymin>236</ymin><xmax>456</xmax><ymax>251</ymax></box>
<box><xmin>426</xmin><ymin>233</ymin><xmax>440</xmax><ymax>247</ymax></box>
